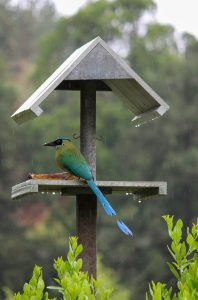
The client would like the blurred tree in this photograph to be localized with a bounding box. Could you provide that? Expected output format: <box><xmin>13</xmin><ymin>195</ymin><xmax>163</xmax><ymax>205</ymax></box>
<box><xmin>0</xmin><ymin>0</ymin><xmax>57</xmax><ymax>62</ymax></box>
<box><xmin>0</xmin><ymin>0</ymin><xmax>198</xmax><ymax>299</ymax></box>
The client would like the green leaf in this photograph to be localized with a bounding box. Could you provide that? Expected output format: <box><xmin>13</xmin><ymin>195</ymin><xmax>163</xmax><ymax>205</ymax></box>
<box><xmin>43</xmin><ymin>292</ymin><xmax>50</xmax><ymax>300</ymax></box>
<box><xmin>176</xmin><ymin>219</ymin><xmax>183</xmax><ymax>230</ymax></box>
<box><xmin>149</xmin><ymin>283</ymin><xmax>153</xmax><ymax>297</ymax></box>
<box><xmin>75</xmin><ymin>258</ymin><xmax>83</xmax><ymax>272</ymax></box>
<box><xmin>69</xmin><ymin>236</ymin><xmax>78</xmax><ymax>252</ymax></box>
<box><xmin>180</xmin><ymin>242</ymin><xmax>186</xmax><ymax>258</ymax></box>
<box><xmin>67</xmin><ymin>250</ymin><xmax>74</xmax><ymax>264</ymax></box>
<box><xmin>187</xmin><ymin>233</ymin><xmax>194</xmax><ymax>247</ymax></box>
<box><xmin>34</xmin><ymin>265</ymin><xmax>41</xmax><ymax>277</ymax></box>
<box><xmin>47</xmin><ymin>286</ymin><xmax>64</xmax><ymax>290</ymax></box>
<box><xmin>192</xmin><ymin>222</ymin><xmax>198</xmax><ymax>237</ymax></box>
<box><xmin>166</xmin><ymin>262</ymin><xmax>180</xmax><ymax>280</ymax></box>
<box><xmin>167</xmin><ymin>245</ymin><xmax>175</xmax><ymax>260</ymax></box>
<box><xmin>171</xmin><ymin>219</ymin><xmax>183</xmax><ymax>244</ymax></box>
<box><xmin>75</xmin><ymin>244</ymin><xmax>83</xmax><ymax>257</ymax></box>
<box><xmin>60</xmin><ymin>278</ymin><xmax>68</xmax><ymax>289</ymax></box>
<box><xmin>163</xmin><ymin>215</ymin><xmax>174</xmax><ymax>234</ymax></box>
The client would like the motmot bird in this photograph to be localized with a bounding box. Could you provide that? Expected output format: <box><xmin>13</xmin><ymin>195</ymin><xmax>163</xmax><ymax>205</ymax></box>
<box><xmin>44</xmin><ymin>137</ymin><xmax>132</xmax><ymax>236</ymax></box>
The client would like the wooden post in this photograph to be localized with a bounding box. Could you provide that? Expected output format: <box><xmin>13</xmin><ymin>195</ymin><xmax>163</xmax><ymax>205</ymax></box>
<box><xmin>76</xmin><ymin>81</ymin><xmax>97</xmax><ymax>278</ymax></box>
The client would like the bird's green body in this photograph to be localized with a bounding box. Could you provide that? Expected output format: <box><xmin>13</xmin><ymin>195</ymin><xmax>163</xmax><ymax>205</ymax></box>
<box><xmin>44</xmin><ymin>137</ymin><xmax>132</xmax><ymax>236</ymax></box>
<box><xmin>55</xmin><ymin>140</ymin><xmax>92</xmax><ymax>180</ymax></box>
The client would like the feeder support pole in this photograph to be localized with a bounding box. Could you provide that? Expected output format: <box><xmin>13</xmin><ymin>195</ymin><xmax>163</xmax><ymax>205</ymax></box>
<box><xmin>76</xmin><ymin>81</ymin><xmax>97</xmax><ymax>278</ymax></box>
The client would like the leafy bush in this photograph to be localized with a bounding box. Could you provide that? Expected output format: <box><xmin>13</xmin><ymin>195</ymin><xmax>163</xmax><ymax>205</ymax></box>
<box><xmin>14</xmin><ymin>265</ymin><xmax>49</xmax><ymax>300</ymax></box>
<box><xmin>13</xmin><ymin>237</ymin><xmax>113</xmax><ymax>300</ymax></box>
<box><xmin>146</xmin><ymin>215</ymin><xmax>198</xmax><ymax>300</ymax></box>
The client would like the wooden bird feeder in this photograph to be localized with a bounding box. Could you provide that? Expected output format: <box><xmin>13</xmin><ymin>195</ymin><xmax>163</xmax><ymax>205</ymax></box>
<box><xmin>11</xmin><ymin>36</ymin><xmax>169</xmax><ymax>278</ymax></box>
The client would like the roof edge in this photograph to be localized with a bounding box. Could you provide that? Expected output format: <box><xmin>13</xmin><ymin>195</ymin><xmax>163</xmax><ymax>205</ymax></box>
<box><xmin>12</xmin><ymin>106</ymin><xmax>43</xmax><ymax>124</ymax></box>
<box><xmin>132</xmin><ymin>106</ymin><xmax>169</xmax><ymax>126</ymax></box>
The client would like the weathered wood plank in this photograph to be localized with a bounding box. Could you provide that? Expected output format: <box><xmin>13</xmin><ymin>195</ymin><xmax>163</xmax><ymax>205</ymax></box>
<box><xmin>11</xmin><ymin>180</ymin><xmax>167</xmax><ymax>200</ymax></box>
<box><xmin>66</xmin><ymin>43</ymin><xmax>131</xmax><ymax>80</ymax></box>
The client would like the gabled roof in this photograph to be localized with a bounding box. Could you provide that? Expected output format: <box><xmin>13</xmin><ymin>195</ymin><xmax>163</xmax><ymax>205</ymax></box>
<box><xmin>12</xmin><ymin>36</ymin><xmax>169</xmax><ymax>125</ymax></box>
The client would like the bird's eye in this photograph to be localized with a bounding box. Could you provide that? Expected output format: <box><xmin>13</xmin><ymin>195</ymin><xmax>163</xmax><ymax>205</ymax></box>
<box><xmin>56</xmin><ymin>139</ymin><xmax>62</xmax><ymax>145</ymax></box>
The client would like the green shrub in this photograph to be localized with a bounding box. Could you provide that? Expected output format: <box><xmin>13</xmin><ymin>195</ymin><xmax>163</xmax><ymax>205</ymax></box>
<box><xmin>14</xmin><ymin>265</ymin><xmax>49</xmax><ymax>300</ymax></box>
<box><xmin>146</xmin><ymin>215</ymin><xmax>198</xmax><ymax>300</ymax></box>
<box><xmin>13</xmin><ymin>237</ymin><xmax>113</xmax><ymax>300</ymax></box>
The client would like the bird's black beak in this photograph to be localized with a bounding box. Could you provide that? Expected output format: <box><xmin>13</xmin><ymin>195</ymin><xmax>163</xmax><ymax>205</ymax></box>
<box><xmin>43</xmin><ymin>140</ymin><xmax>57</xmax><ymax>146</ymax></box>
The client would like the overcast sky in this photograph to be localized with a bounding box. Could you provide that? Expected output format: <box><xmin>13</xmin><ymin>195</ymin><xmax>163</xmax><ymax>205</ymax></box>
<box><xmin>51</xmin><ymin>0</ymin><xmax>198</xmax><ymax>38</ymax></box>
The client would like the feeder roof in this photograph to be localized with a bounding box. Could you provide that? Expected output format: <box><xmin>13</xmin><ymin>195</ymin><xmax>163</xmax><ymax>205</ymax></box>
<box><xmin>11</xmin><ymin>36</ymin><xmax>169</xmax><ymax>125</ymax></box>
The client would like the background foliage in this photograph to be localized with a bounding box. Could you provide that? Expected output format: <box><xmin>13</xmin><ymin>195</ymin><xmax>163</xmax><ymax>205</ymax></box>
<box><xmin>147</xmin><ymin>215</ymin><xmax>198</xmax><ymax>299</ymax></box>
<box><xmin>0</xmin><ymin>0</ymin><xmax>197</xmax><ymax>299</ymax></box>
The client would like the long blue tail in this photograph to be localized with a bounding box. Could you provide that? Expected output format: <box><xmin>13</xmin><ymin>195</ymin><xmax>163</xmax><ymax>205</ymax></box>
<box><xmin>87</xmin><ymin>179</ymin><xmax>133</xmax><ymax>236</ymax></box>
<box><xmin>87</xmin><ymin>179</ymin><xmax>116</xmax><ymax>216</ymax></box>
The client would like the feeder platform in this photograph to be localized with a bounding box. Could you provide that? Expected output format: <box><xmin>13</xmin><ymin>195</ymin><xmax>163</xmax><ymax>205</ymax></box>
<box><xmin>11</xmin><ymin>179</ymin><xmax>167</xmax><ymax>201</ymax></box>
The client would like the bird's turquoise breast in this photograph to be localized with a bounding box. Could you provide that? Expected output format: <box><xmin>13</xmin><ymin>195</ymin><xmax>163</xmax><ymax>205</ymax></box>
<box><xmin>55</xmin><ymin>144</ymin><xmax>92</xmax><ymax>180</ymax></box>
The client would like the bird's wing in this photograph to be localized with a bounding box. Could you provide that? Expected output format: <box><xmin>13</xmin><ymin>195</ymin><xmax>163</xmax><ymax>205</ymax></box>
<box><xmin>67</xmin><ymin>162</ymin><xmax>92</xmax><ymax>180</ymax></box>
<box><xmin>60</xmin><ymin>152</ymin><xmax>93</xmax><ymax>180</ymax></box>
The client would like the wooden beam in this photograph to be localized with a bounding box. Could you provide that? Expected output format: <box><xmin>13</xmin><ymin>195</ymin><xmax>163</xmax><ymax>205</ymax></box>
<box><xmin>76</xmin><ymin>81</ymin><xmax>97</xmax><ymax>278</ymax></box>
<box><xmin>55</xmin><ymin>80</ymin><xmax>111</xmax><ymax>91</ymax></box>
